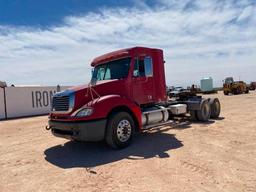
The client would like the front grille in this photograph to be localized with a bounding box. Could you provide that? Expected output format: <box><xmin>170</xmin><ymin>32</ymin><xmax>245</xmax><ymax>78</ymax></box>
<box><xmin>52</xmin><ymin>96</ymin><xmax>70</xmax><ymax>111</ymax></box>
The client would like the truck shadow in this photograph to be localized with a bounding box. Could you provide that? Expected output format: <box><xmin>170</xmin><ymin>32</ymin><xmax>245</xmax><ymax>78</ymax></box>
<box><xmin>151</xmin><ymin>116</ymin><xmax>225</xmax><ymax>131</ymax></box>
<box><xmin>44</xmin><ymin>117</ymin><xmax>225</xmax><ymax>169</ymax></box>
<box><xmin>173</xmin><ymin>116</ymin><xmax>225</xmax><ymax>128</ymax></box>
<box><xmin>44</xmin><ymin>131</ymin><xmax>183</xmax><ymax>169</ymax></box>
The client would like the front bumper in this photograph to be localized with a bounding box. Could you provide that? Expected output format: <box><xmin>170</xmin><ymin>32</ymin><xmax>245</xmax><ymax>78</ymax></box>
<box><xmin>48</xmin><ymin>119</ymin><xmax>107</xmax><ymax>142</ymax></box>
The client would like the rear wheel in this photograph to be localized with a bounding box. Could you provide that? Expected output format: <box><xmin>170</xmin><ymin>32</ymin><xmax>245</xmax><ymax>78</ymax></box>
<box><xmin>105</xmin><ymin>112</ymin><xmax>135</xmax><ymax>149</ymax></box>
<box><xmin>232</xmin><ymin>89</ymin><xmax>236</xmax><ymax>95</ymax></box>
<box><xmin>190</xmin><ymin>110</ymin><xmax>198</xmax><ymax>121</ymax></box>
<box><xmin>209</xmin><ymin>98</ymin><xmax>221</xmax><ymax>119</ymax></box>
<box><xmin>224</xmin><ymin>91</ymin><xmax>229</xmax><ymax>95</ymax></box>
<box><xmin>196</xmin><ymin>99</ymin><xmax>211</xmax><ymax>122</ymax></box>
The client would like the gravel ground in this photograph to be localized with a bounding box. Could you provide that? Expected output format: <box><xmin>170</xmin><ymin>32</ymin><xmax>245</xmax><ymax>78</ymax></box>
<box><xmin>0</xmin><ymin>91</ymin><xmax>256</xmax><ymax>192</ymax></box>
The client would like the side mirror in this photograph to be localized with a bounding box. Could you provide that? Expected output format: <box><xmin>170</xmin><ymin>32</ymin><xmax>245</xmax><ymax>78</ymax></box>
<box><xmin>0</xmin><ymin>81</ymin><xmax>7</xmax><ymax>88</ymax></box>
<box><xmin>90</xmin><ymin>77</ymin><xmax>97</xmax><ymax>85</ymax></box>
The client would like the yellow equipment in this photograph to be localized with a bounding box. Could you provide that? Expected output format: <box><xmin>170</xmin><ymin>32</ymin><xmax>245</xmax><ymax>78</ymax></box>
<box><xmin>223</xmin><ymin>77</ymin><xmax>249</xmax><ymax>95</ymax></box>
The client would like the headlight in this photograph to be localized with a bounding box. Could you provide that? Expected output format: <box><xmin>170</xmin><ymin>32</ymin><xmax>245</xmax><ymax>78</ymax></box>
<box><xmin>74</xmin><ymin>108</ymin><xmax>93</xmax><ymax>117</ymax></box>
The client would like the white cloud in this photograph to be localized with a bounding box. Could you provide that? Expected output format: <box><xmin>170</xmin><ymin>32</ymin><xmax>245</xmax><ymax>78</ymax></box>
<box><xmin>237</xmin><ymin>5</ymin><xmax>254</xmax><ymax>22</ymax></box>
<box><xmin>0</xmin><ymin>0</ymin><xmax>256</xmax><ymax>87</ymax></box>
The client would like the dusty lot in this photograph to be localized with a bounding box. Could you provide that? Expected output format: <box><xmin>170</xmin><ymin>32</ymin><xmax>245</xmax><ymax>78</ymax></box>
<box><xmin>0</xmin><ymin>92</ymin><xmax>256</xmax><ymax>192</ymax></box>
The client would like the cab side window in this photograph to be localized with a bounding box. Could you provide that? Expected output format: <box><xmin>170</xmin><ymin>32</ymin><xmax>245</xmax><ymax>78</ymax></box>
<box><xmin>133</xmin><ymin>56</ymin><xmax>153</xmax><ymax>77</ymax></box>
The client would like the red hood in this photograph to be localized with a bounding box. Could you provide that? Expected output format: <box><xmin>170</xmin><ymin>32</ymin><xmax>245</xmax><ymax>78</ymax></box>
<box><xmin>67</xmin><ymin>79</ymin><xmax>129</xmax><ymax>113</ymax></box>
<box><xmin>67</xmin><ymin>79</ymin><xmax>118</xmax><ymax>92</ymax></box>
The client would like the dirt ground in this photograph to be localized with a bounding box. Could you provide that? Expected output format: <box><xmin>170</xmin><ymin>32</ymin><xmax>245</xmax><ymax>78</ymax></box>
<box><xmin>0</xmin><ymin>91</ymin><xmax>256</xmax><ymax>192</ymax></box>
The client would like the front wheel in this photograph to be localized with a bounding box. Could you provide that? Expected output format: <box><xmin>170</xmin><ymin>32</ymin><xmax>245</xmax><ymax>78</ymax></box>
<box><xmin>105</xmin><ymin>112</ymin><xmax>135</xmax><ymax>149</ymax></box>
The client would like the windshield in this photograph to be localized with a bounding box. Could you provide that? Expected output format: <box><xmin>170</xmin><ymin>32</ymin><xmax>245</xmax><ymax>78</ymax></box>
<box><xmin>225</xmin><ymin>77</ymin><xmax>234</xmax><ymax>84</ymax></box>
<box><xmin>91</xmin><ymin>57</ymin><xmax>130</xmax><ymax>81</ymax></box>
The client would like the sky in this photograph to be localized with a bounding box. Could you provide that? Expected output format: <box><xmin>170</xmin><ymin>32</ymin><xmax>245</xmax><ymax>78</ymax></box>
<box><xmin>0</xmin><ymin>0</ymin><xmax>255</xmax><ymax>87</ymax></box>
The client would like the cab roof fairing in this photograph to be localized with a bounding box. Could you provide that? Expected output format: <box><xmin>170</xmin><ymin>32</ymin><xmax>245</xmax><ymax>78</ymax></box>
<box><xmin>90</xmin><ymin>47</ymin><xmax>163</xmax><ymax>67</ymax></box>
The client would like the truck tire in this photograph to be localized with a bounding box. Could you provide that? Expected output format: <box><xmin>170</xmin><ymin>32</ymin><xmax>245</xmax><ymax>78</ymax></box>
<box><xmin>233</xmin><ymin>88</ymin><xmax>239</xmax><ymax>95</ymax></box>
<box><xmin>209</xmin><ymin>98</ymin><xmax>221</xmax><ymax>119</ymax></box>
<box><xmin>190</xmin><ymin>110</ymin><xmax>198</xmax><ymax>121</ymax></box>
<box><xmin>105</xmin><ymin>112</ymin><xmax>135</xmax><ymax>149</ymax></box>
<box><xmin>196</xmin><ymin>99</ymin><xmax>211</xmax><ymax>122</ymax></box>
<box><xmin>224</xmin><ymin>91</ymin><xmax>229</xmax><ymax>95</ymax></box>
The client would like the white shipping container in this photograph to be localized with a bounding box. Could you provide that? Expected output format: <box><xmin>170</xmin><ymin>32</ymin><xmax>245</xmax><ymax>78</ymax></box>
<box><xmin>4</xmin><ymin>86</ymin><xmax>70</xmax><ymax>119</ymax></box>
<box><xmin>0</xmin><ymin>88</ymin><xmax>5</xmax><ymax>120</ymax></box>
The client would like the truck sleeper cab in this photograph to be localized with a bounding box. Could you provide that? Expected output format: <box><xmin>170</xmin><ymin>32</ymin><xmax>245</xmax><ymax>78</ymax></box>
<box><xmin>48</xmin><ymin>47</ymin><xmax>221</xmax><ymax>149</ymax></box>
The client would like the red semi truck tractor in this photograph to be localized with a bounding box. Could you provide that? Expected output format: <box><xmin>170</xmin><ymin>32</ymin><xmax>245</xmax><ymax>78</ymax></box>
<box><xmin>47</xmin><ymin>47</ymin><xmax>221</xmax><ymax>148</ymax></box>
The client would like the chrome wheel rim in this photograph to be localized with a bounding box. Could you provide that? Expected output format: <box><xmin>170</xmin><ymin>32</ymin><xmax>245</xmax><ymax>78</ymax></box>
<box><xmin>116</xmin><ymin>119</ymin><xmax>132</xmax><ymax>142</ymax></box>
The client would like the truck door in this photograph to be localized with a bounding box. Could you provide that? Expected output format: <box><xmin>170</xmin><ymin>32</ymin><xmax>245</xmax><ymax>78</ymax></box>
<box><xmin>132</xmin><ymin>55</ymin><xmax>155</xmax><ymax>105</ymax></box>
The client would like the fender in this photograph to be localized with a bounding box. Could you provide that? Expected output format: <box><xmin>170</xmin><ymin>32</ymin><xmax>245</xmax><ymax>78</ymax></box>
<box><xmin>69</xmin><ymin>95</ymin><xmax>142</xmax><ymax>130</ymax></box>
<box><xmin>92</xmin><ymin>95</ymin><xmax>142</xmax><ymax>129</ymax></box>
